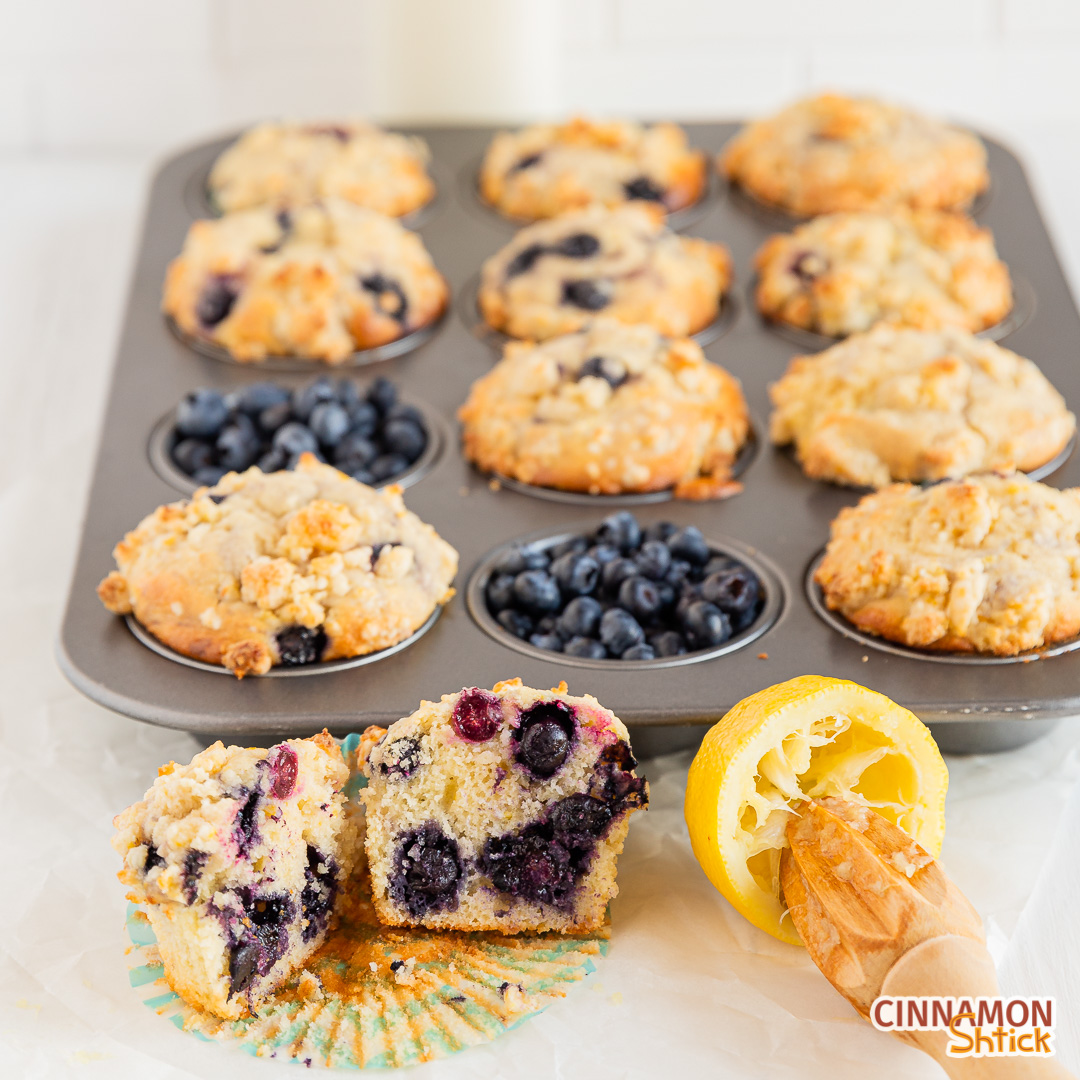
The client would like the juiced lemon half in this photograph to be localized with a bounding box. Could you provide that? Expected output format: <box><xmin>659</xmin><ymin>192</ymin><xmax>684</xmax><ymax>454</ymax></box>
<box><xmin>685</xmin><ymin>675</ymin><xmax>948</xmax><ymax>945</ymax></box>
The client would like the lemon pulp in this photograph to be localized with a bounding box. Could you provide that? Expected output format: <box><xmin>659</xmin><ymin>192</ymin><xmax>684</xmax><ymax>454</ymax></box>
<box><xmin>685</xmin><ymin>675</ymin><xmax>948</xmax><ymax>945</ymax></box>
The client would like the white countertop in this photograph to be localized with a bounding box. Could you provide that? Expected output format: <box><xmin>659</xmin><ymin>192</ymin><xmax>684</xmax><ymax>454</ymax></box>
<box><xmin>2</xmin><ymin>141</ymin><xmax>1079</xmax><ymax>1077</ymax></box>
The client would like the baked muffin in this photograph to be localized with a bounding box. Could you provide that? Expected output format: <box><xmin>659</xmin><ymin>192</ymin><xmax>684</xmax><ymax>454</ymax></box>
<box><xmin>112</xmin><ymin>731</ymin><xmax>354</xmax><ymax>1020</ymax></box>
<box><xmin>163</xmin><ymin>200</ymin><xmax>448</xmax><ymax>363</ymax></box>
<box><xmin>361</xmin><ymin>679</ymin><xmax>648</xmax><ymax>934</ymax></box>
<box><xmin>721</xmin><ymin>93</ymin><xmax>988</xmax><ymax>216</ymax></box>
<box><xmin>770</xmin><ymin>325</ymin><xmax>1075</xmax><ymax>488</ymax></box>
<box><xmin>459</xmin><ymin>319</ymin><xmax>750</xmax><ymax>498</ymax></box>
<box><xmin>754</xmin><ymin>209</ymin><xmax>1012</xmax><ymax>336</ymax></box>
<box><xmin>479</xmin><ymin>116</ymin><xmax>707</xmax><ymax>220</ymax></box>
<box><xmin>207</xmin><ymin>121</ymin><xmax>434</xmax><ymax>218</ymax></box>
<box><xmin>97</xmin><ymin>456</ymin><xmax>458</xmax><ymax>677</ymax></box>
<box><xmin>814</xmin><ymin>473</ymin><xmax>1080</xmax><ymax>655</ymax></box>
<box><xmin>478</xmin><ymin>203</ymin><xmax>732</xmax><ymax>341</ymax></box>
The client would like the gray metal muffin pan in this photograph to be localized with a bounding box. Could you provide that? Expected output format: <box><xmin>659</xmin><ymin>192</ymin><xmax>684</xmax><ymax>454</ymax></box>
<box><xmin>57</xmin><ymin>123</ymin><xmax>1080</xmax><ymax>756</ymax></box>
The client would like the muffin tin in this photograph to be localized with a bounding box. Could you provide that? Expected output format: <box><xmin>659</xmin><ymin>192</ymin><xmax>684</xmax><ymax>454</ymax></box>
<box><xmin>57</xmin><ymin>123</ymin><xmax>1080</xmax><ymax>755</ymax></box>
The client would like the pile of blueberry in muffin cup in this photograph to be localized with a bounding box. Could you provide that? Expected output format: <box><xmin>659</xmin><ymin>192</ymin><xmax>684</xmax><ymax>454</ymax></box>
<box><xmin>167</xmin><ymin>375</ymin><xmax>429</xmax><ymax>488</ymax></box>
<box><xmin>481</xmin><ymin>512</ymin><xmax>766</xmax><ymax>662</ymax></box>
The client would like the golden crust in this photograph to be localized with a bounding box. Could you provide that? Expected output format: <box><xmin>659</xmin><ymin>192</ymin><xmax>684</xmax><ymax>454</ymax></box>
<box><xmin>459</xmin><ymin>319</ymin><xmax>749</xmax><ymax>497</ymax></box>
<box><xmin>480</xmin><ymin>116</ymin><xmax>707</xmax><ymax>220</ymax></box>
<box><xmin>162</xmin><ymin>200</ymin><xmax>447</xmax><ymax>363</ymax></box>
<box><xmin>721</xmin><ymin>93</ymin><xmax>988</xmax><ymax>216</ymax></box>
<box><xmin>479</xmin><ymin>203</ymin><xmax>731</xmax><ymax>341</ymax></box>
<box><xmin>98</xmin><ymin>456</ymin><xmax>458</xmax><ymax>677</ymax></box>
<box><xmin>754</xmin><ymin>208</ymin><xmax>1012</xmax><ymax>336</ymax></box>
<box><xmin>770</xmin><ymin>325</ymin><xmax>1075</xmax><ymax>488</ymax></box>
<box><xmin>814</xmin><ymin>473</ymin><xmax>1080</xmax><ymax>655</ymax></box>
<box><xmin>208</xmin><ymin>120</ymin><xmax>434</xmax><ymax>217</ymax></box>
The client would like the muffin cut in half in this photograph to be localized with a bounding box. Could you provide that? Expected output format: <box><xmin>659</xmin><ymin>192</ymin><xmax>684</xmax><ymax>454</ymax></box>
<box><xmin>360</xmin><ymin>679</ymin><xmax>648</xmax><ymax>933</ymax></box>
<box><xmin>459</xmin><ymin>319</ymin><xmax>750</xmax><ymax>499</ymax></box>
<box><xmin>112</xmin><ymin>731</ymin><xmax>354</xmax><ymax>1020</ymax></box>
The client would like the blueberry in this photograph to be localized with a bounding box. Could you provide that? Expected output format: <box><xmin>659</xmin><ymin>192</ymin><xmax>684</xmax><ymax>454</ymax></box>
<box><xmin>272</xmin><ymin>421</ymin><xmax>319</xmax><ymax>457</ymax></box>
<box><xmin>367</xmin><ymin>376</ymin><xmax>398</xmax><ymax>414</ymax></box>
<box><xmin>276</xmin><ymin>624</ymin><xmax>327</xmax><ymax>665</ymax></box>
<box><xmin>493</xmin><ymin>545</ymin><xmax>549</xmax><ymax>576</ymax></box>
<box><xmin>257</xmin><ymin>400</ymin><xmax>293</xmax><ymax>435</ymax></box>
<box><xmin>561</xmin><ymin>279</ymin><xmax>610</xmax><ymax>311</ymax></box>
<box><xmin>300</xmin><ymin>844</ymin><xmax>337</xmax><ymax>941</ymax></box>
<box><xmin>509</xmin><ymin>151</ymin><xmax>543</xmax><ymax>173</ymax></box>
<box><xmin>624</xmin><ymin>176</ymin><xmax>665</xmax><ymax>202</ymax></box>
<box><xmin>682</xmin><ymin>601</ymin><xmax>732</xmax><ymax>649</ymax></box>
<box><xmin>347</xmin><ymin>399</ymin><xmax>379</xmax><ymax>436</ymax></box>
<box><xmin>232</xmin><ymin>789</ymin><xmax>261</xmax><ymax>856</ymax></box>
<box><xmin>596</xmin><ymin>511</ymin><xmax>642</xmax><ymax>552</ymax></box>
<box><xmin>549</xmin><ymin>536</ymin><xmax>589</xmax><ymax>560</ymax></box>
<box><xmin>193</xmin><ymin>465</ymin><xmax>226</xmax><ymax>487</ymax></box>
<box><xmin>143</xmin><ymin>846</ymin><xmax>165</xmax><ymax>873</ymax></box>
<box><xmin>557</xmin><ymin>596</ymin><xmax>604</xmax><ymax>639</ymax></box>
<box><xmin>506</xmin><ymin>243</ymin><xmax>546</xmax><ymax>278</ymax></box>
<box><xmin>551</xmin><ymin>552</ymin><xmax>600</xmax><ymax>597</ymax></box>
<box><xmin>497</xmin><ymin>609</ymin><xmax>534</xmax><ymax>639</ymax></box>
<box><xmin>171</xmin><ymin>437</ymin><xmax>215</xmax><ymax>476</ymax></box>
<box><xmin>618</xmin><ymin>576</ymin><xmax>662</xmax><ymax>623</ymax></box>
<box><xmin>529</xmin><ymin>632</ymin><xmax>564</xmax><ymax>652</ymax></box>
<box><xmin>553</xmin><ymin>233</ymin><xmax>600</xmax><ymax>259</ymax></box>
<box><xmin>386</xmin><ymin>402</ymin><xmax>425</xmax><ymax>427</ymax></box>
<box><xmin>587</xmin><ymin>543</ymin><xmax>620</xmax><ymax>566</ymax></box>
<box><xmin>335</xmin><ymin>378</ymin><xmax>362</xmax><ymax>410</ymax></box>
<box><xmin>256</xmin><ymin>448</ymin><xmax>286</xmax><ymax>472</ymax></box>
<box><xmin>577</xmin><ymin>354</ymin><xmax>628</xmax><ymax>390</ymax></box>
<box><xmin>622</xmin><ymin>643</ymin><xmax>656</xmax><ymax>660</ymax></box>
<box><xmin>451</xmin><ymin>687</ymin><xmax>503</xmax><ymax>742</ymax></box>
<box><xmin>536</xmin><ymin>614</ymin><xmax>560</xmax><ymax>634</ymax></box>
<box><xmin>196</xmin><ymin>276</ymin><xmax>238</xmax><ymax>327</ymax></box>
<box><xmin>182</xmin><ymin>850</ymin><xmax>208</xmax><ymax>904</ymax></box>
<box><xmin>235</xmin><ymin>381</ymin><xmax>290</xmax><ymax>416</ymax></box>
<box><xmin>666</xmin><ymin>558</ymin><xmax>693</xmax><ymax>587</ymax></box>
<box><xmin>360</xmin><ymin>273</ymin><xmax>409</xmax><ymax>323</ymax></box>
<box><xmin>308</xmin><ymin>401</ymin><xmax>352</xmax><ymax>448</ymax></box>
<box><xmin>391</xmin><ymin>823</ymin><xmax>463</xmax><ymax>918</ymax></box>
<box><xmin>333</xmin><ymin>430</ymin><xmax>379</xmax><ymax>469</ymax></box>
<box><xmin>382</xmin><ymin>418</ymin><xmax>427</xmax><ymax>461</ymax></box>
<box><xmin>351</xmin><ymin>468</ymin><xmax>375</xmax><ymax>484</ymax></box>
<box><xmin>790</xmin><ymin>250</ymin><xmax>828</xmax><ymax>283</ymax></box>
<box><xmin>368</xmin><ymin>453</ymin><xmax>410</xmax><ymax>482</ymax></box>
<box><xmin>643</xmin><ymin>521</ymin><xmax>677</xmax><ymax>543</ymax></box>
<box><xmin>516</xmin><ymin>701</ymin><xmax>575</xmax><ymax>777</ymax></box>
<box><xmin>635</xmin><ymin>539</ymin><xmax>672</xmax><ymax>580</ymax></box>
<box><xmin>600</xmin><ymin>608</ymin><xmax>645</xmax><ymax>655</ymax></box>
<box><xmin>650</xmin><ymin>630</ymin><xmax>687</xmax><ymax>657</ymax></box>
<box><xmin>564</xmin><ymin>636</ymin><xmax>607</xmax><ymax>659</ymax></box>
<box><xmin>264</xmin><ymin>744</ymin><xmax>298</xmax><ymax>799</ymax></box>
<box><xmin>549</xmin><ymin>794</ymin><xmax>612</xmax><ymax>845</ymax></box>
<box><xmin>701</xmin><ymin>565</ymin><xmax>761</xmax><ymax>617</ymax></box>
<box><xmin>481</xmin><ymin>830</ymin><xmax>573</xmax><ymax>905</ymax></box>
<box><xmin>215</xmin><ymin>414</ymin><xmax>261</xmax><ymax>472</ymax></box>
<box><xmin>656</xmin><ymin>581</ymin><xmax>677</xmax><ymax>610</ymax></box>
<box><xmin>379</xmin><ymin>736</ymin><xmax>423</xmax><ymax>781</ymax></box>
<box><xmin>513</xmin><ymin>570</ymin><xmax>562</xmax><ymax>614</ymax></box>
<box><xmin>601</xmin><ymin>556</ymin><xmax>638</xmax><ymax>595</ymax></box>
<box><xmin>485</xmin><ymin>573</ymin><xmax>516</xmax><ymax>611</ymax></box>
<box><xmin>666</xmin><ymin>525</ymin><xmax>710</xmax><ymax>566</ymax></box>
<box><xmin>292</xmin><ymin>376</ymin><xmax>338</xmax><ymax>422</ymax></box>
<box><xmin>176</xmin><ymin>389</ymin><xmax>230</xmax><ymax>439</ymax></box>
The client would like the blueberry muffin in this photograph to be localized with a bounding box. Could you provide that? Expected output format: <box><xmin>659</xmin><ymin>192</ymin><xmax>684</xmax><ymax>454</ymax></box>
<box><xmin>721</xmin><ymin>93</ymin><xmax>988</xmax><ymax>216</ymax></box>
<box><xmin>163</xmin><ymin>200</ymin><xmax>448</xmax><ymax>363</ymax></box>
<box><xmin>207</xmin><ymin>121</ymin><xmax>434</xmax><ymax>217</ymax></box>
<box><xmin>360</xmin><ymin>679</ymin><xmax>647</xmax><ymax>933</ymax></box>
<box><xmin>479</xmin><ymin>116</ymin><xmax>707</xmax><ymax>221</ymax></box>
<box><xmin>459</xmin><ymin>319</ymin><xmax>749</xmax><ymax>498</ymax></box>
<box><xmin>479</xmin><ymin>203</ymin><xmax>731</xmax><ymax>341</ymax></box>
<box><xmin>97</xmin><ymin>456</ymin><xmax>458</xmax><ymax>677</ymax></box>
<box><xmin>754</xmin><ymin>209</ymin><xmax>1012</xmax><ymax>336</ymax></box>
<box><xmin>770</xmin><ymin>325</ymin><xmax>1075</xmax><ymax>488</ymax></box>
<box><xmin>113</xmin><ymin>731</ymin><xmax>355</xmax><ymax>1019</ymax></box>
<box><xmin>815</xmin><ymin>473</ymin><xmax>1080</xmax><ymax>655</ymax></box>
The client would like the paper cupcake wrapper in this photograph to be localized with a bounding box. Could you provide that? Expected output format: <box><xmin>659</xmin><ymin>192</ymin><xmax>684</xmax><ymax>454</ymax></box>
<box><xmin>124</xmin><ymin>733</ymin><xmax>610</xmax><ymax>1069</ymax></box>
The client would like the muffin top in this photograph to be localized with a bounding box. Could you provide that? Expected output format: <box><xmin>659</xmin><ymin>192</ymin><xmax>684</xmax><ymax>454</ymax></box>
<box><xmin>208</xmin><ymin>120</ymin><xmax>434</xmax><ymax>217</ymax></box>
<box><xmin>721</xmin><ymin>93</ymin><xmax>988</xmax><ymax>216</ymax></box>
<box><xmin>815</xmin><ymin>472</ymin><xmax>1080</xmax><ymax>655</ymax></box>
<box><xmin>754</xmin><ymin>209</ymin><xmax>1012</xmax><ymax>336</ymax></box>
<box><xmin>460</xmin><ymin>319</ymin><xmax>749</xmax><ymax>498</ymax></box>
<box><xmin>770</xmin><ymin>324</ymin><xmax>1074</xmax><ymax>488</ymax></box>
<box><xmin>480</xmin><ymin>116</ymin><xmax>707</xmax><ymax>220</ymax></box>
<box><xmin>479</xmin><ymin>203</ymin><xmax>732</xmax><ymax>341</ymax></box>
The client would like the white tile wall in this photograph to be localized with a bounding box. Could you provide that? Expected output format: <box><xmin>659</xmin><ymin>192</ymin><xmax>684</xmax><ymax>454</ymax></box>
<box><xmin>0</xmin><ymin>0</ymin><xmax>1078</xmax><ymax>152</ymax></box>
